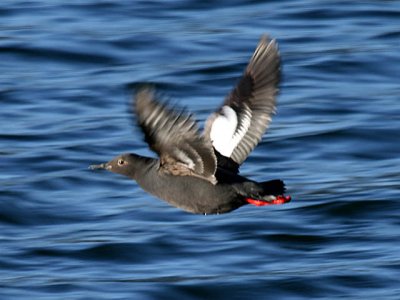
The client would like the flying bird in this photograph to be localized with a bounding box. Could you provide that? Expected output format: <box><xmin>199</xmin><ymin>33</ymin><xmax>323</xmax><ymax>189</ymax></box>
<box><xmin>90</xmin><ymin>35</ymin><xmax>291</xmax><ymax>214</ymax></box>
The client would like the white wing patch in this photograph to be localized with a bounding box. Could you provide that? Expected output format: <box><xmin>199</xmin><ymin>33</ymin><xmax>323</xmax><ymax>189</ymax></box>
<box><xmin>231</xmin><ymin>104</ymin><xmax>252</xmax><ymax>149</ymax></box>
<box><xmin>209</xmin><ymin>105</ymin><xmax>252</xmax><ymax>158</ymax></box>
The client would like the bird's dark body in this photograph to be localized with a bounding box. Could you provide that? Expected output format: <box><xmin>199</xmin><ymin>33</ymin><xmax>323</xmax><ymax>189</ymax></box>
<box><xmin>138</xmin><ymin>166</ymin><xmax>242</xmax><ymax>214</ymax></box>
<box><xmin>113</xmin><ymin>154</ymin><xmax>284</xmax><ymax>214</ymax></box>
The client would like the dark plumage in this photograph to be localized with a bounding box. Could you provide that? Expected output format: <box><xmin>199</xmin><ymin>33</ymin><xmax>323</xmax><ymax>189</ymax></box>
<box><xmin>90</xmin><ymin>35</ymin><xmax>291</xmax><ymax>214</ymax></box>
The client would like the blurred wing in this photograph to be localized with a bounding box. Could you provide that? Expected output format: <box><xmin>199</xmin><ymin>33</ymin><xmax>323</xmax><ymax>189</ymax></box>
<box><xmin>205</xmin><ymin>35</ymin><xmax>280</xmax><ymax>166</ymax></box>
<box><xmin>135</xmin><ymin>88</ymin><xmax>217</xmax><ymax>184</ymax></box>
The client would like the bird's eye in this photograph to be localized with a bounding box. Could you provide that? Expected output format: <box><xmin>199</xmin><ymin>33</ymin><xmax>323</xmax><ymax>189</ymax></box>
<box><xmin>117</xmin><ymin>159</ymin><xmax>125</xmax><ymax>166</ymax></box>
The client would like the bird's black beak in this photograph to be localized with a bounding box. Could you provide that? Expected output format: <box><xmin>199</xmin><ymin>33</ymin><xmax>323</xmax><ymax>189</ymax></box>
<box><xmin>89</xmin><ymin>162</ymin><xmax>111</xmax><ymax>170</ymax></box>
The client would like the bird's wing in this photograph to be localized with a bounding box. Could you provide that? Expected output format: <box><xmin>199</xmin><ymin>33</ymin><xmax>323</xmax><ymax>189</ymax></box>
<box><xmin>135</xmin><ymin>88</ymin><xmax>217</xmax><ymax>184</ymax></box>
<box><xmin>204</xmin><ymin>35</ymin><xmax>280</xmax><ymax>168</ymax></box>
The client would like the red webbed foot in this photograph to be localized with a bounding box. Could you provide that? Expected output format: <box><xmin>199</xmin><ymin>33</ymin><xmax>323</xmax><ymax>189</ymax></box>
<box><xmin>246</xmin><ymin>195</ymin><xmax>291</xmax><ymax>207</ymax></box>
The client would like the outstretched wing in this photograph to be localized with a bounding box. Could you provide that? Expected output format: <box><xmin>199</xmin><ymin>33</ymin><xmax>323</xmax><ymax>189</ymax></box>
<box><xmin>205</xmin><ymin>35</ymin><xmax>281</xmax><ymax>167</ymax></box>
<box><xmin>135</xmin><ymin>88</ymin><xmax>217</xmax><ymax>184</ymax></box>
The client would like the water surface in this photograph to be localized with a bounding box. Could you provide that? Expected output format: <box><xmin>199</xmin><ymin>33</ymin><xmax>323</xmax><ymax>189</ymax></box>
<box><xmin>1</xmin><ymin>1</ymin><xmax>400</xmax><ymax>299</ymax></box>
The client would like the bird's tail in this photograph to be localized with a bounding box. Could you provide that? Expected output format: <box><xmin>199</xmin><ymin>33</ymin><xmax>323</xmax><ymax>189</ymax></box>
<box><xmin>259</xmin><ymin>179</ymin><xmax>286</xmax><ymax>196</ymax></box>
<box><xmin>245</xmin><ymin>179</ymin><xmax>291</xmax><ymax>207</ymax></box>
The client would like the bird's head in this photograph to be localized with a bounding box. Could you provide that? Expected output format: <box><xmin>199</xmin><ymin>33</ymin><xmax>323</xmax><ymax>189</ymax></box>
<box><xmin>90</xmin><ymin>153</ymin><xmax>138</xmax><ymax>178</ymax></box>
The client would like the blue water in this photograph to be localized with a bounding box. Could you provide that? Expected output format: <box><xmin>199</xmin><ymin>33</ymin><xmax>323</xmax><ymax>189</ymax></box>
<box><xmin>1</xmin><ymin>1</ymin><xmax>400</xmax><ymax>299</ymax></box>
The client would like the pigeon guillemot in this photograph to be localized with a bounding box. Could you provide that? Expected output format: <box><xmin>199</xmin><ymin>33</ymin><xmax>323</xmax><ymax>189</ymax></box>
<box><xmin>90</xmin><ymin>35</ymin><xmax>291</xmax><ymax>214</ymax></box>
